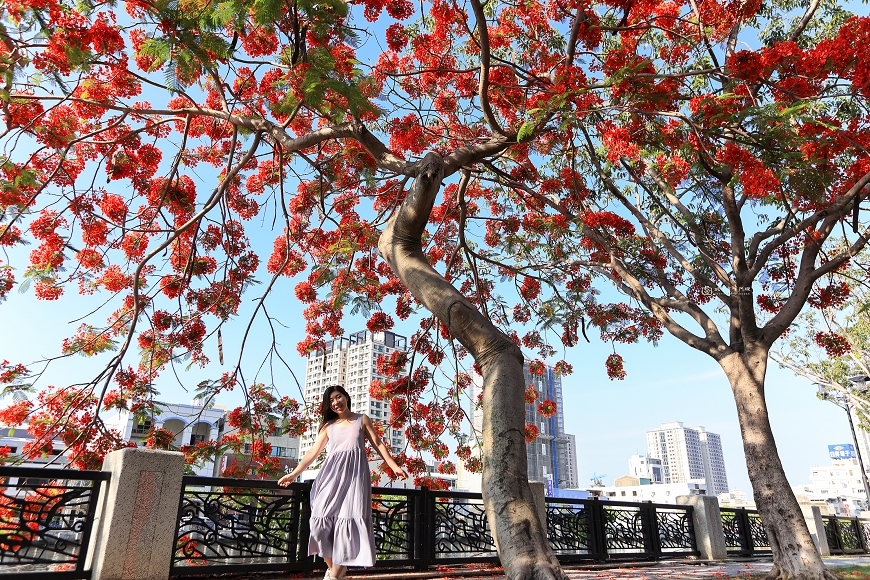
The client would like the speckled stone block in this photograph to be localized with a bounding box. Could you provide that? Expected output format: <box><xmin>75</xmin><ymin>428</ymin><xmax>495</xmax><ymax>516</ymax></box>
<box><xmin>676</xmin><ymin>494</ymin><xmax>727</xmax><ymax>561</ymax></box>
<box><xmin>801</xmin><ymin>504</ymin><xmax>830</xmax><ymax>556</ymax></box>
<box><xmin>89</xmin><ymin>448</ymin><xmax>185</xmax><ymax>580</ymax></box>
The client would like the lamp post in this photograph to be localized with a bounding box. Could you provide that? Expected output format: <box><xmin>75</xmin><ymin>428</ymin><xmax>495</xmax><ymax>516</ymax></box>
<box><xmin>818</xmin><ymin>375</ymin><xmax>870</xmax><ymax>513</ymax></box>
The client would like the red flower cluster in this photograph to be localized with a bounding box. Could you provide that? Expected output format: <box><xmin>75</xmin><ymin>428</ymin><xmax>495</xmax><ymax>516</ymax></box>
<box><xmin>524</xmin><ymin>386</ymin><xmax>539</xmax><ymax>404</ymax></box>
<box><xmin>524</xmin><ymin>424</ymin><xmax>540</xmax><ymax>443</ymax></box>
<box><xmin>605</xmin><ymin>353</ymin><xmax>626</xmax><ymax>380</ymax></box>
<box><xmin>814</xmin><ymin>331</ymin><xmax>851</xmax><ymax>358</ymax></box>
<box><xmin>537</xmin><ymin>399</ymin><xmax>557</xmax><ymax>418</ymax></box>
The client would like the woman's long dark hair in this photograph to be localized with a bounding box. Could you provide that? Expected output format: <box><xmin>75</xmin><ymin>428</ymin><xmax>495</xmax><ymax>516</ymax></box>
<box><xmin>318</xmin><ymin>385</ymin><xmax>352</xmax><ymax>432</ymax></box>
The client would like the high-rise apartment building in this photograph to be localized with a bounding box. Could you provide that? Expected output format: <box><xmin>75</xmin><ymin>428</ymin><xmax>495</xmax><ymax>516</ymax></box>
<box><xmin>646</xmin><ymin>421</ymin><xmax>729</xmax><ymax>496</ymax></box>
<box><xmin>469</xmin><ymin>363</ymin><xmax>579</xmax><ymax>491</ymax></box>
<box><xmin>298</xmin><ymin>330</ymin><xmax>408</xmax><ymax>460</ymax></box>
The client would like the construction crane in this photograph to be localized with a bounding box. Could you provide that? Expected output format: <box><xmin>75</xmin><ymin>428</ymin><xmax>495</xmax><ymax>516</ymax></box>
<box><xmin>590</xmin><ymin>473</ymin><xmax>607</xmax><ymax>486</ymax></box>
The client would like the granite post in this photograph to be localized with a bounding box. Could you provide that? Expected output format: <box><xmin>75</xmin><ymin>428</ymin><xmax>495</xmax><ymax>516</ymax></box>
<box><xmin>676</xmin><ymin>495</ymin><xmax>727</xmax><ymax>560</ymax></box>
<box><xmin>800</xmin><ymin>505</ymin><xmax>829</xmax><ymax>556</ymax></box>
<box><xmin>88</xmin><ymin>448</ymin><xmax>185</xmax><ymax>580</ymax></box>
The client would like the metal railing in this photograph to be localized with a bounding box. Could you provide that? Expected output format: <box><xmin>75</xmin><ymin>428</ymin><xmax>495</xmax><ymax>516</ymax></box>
<box><xmin>823</xmin><ymin>516</ymin><xmax>870</xmax><ymax>555</ymax></box>
<box><xmin>169</xmin><ymin>478</ymin><xmax>697</xmax><ymax>576</ymax></box>
<box><xmin>545</xmin><ymin>497</ymin><xmax>698</xmax><ymax>562</ymax></box>
<box><xmin>720</xmin><ymin>507</ymin><xmax>771</xmax><ymax>556</ymax></box>
<box><xmin>0</xmin><ymin>466</ymin><xmax>109</xmax><ymax>579</ymax></box>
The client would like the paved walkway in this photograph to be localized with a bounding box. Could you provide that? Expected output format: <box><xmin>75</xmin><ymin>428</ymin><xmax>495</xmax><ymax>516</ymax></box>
<box><xmin>312</xmin><ymin>556</ymin><xmax>870</xmax><ymax>580</ymax></box>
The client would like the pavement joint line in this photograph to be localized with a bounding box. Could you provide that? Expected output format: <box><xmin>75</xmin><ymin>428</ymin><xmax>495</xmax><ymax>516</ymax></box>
<box><xmin>214</xmin><ymin>556</ymin><xmax>870</xmax><ymax>580</ymax></box>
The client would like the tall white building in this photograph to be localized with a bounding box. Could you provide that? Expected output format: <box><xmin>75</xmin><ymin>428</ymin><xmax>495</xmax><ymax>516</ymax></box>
<box><xmin>298</xmin><ymin>330</ymin><xmax>408</xmax><ymax>460</ymax></box>
<box><xmin>646</xmin><ymin>421</ymin><xmax>729</xmax><ymax>496</ymax></box>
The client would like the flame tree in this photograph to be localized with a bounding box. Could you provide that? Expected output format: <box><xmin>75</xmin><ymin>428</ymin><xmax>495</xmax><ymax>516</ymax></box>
<box><xmin>1</xmin><ymin>0</ymin><xmax>870</xmax><ymax>577</ymax></box>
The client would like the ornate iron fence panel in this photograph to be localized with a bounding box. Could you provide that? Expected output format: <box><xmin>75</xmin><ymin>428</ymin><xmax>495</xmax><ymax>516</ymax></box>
<box><xmin>746</xmin><ymin>511</ymin><xmax>770</xmax><ymax>551</ymax></box>
<box><xmin>545</xmin><ymin>498</ymin><xmax>596</xmax><ymax>560</ymax></box>
<box><xmin>0</xmin><ymin>466</ymin><xmax>108</xmax><ymax>579</ymax></box>
<box><xmin>654</xmin><ymin>506</ymin><xmax>697</xmax><ymax>555</ymax></box>
<box><xmin>371</xmin><ymin>489</ymin><xmax>419</xmax><ymax>565</ymax></box>
<box><xmin>429</xmin><ymin>491</ymin><xmax>497</xmax><ymax>564</ymax></box>
<box><xmin>600</xmin><ymin>502</ymin><xmax>648</xmax><ymax>557</ymax></box>
<box><xmin>837</xmin><ymin>518</ymin><xmax>864</xmax><ymax>552</ymax></box>
<box><xmin>861</xmin><ymin>521</ymin><xmax>870</xmax><ymax>552</ymax></box>
<box><xmin>169</xmin><ymin>476</ymin><xmax>310</xmax><ymax>575</ymax></box>
<box><xmin>824</xmin><ymin>516</ymin><xmax>866</xmax><ymax>554</ymax></box>
<box><xmin>720</xmin><ymin>507</ymin><xmax>770</xmax><ymax>555</ymax></box>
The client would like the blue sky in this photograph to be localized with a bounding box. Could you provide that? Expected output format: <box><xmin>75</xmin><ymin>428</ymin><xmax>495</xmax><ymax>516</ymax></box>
<box><xmin>0</xmin><ymin>268</ymin><xmax>856</xmax><ymax>495</ymax></box>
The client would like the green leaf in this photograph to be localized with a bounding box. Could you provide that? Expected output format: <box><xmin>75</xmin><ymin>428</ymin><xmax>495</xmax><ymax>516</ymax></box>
<box><xmin>517</xmin><ymin>120</ymin><xmax>536</xmax><ymax>143</ymax></box>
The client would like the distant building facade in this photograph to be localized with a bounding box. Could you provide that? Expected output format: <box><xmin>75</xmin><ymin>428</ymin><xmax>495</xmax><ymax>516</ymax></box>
<box><xmin>628</xmin><ymin>454</ymin><xmax>663</xmax><ymax>483</ymax></box>
<box><xmin>646</xmin><ymin>421</ymin><xmax>729</xmax><ymax>496</ymax></box>
<box><xmin>3</xmin><ymin>400</ymin><xmax>299</xmax><ymax>478</ymax></box>
<box><xmin>467</xmin><ymin>362</ymin><xmax>579</xmax><ymax>493</ymax></box>
<box><xmin>589</xmin><ymin>481</ymin><xmax>707</xmax><ymax>503</ymax></box>
<box><xmin>793</xmin><ymin>452</ymin><xmax>869</xmax><ymax>516</ymax></box>
<box><xmin>104</xmin><ymin>401</ymin><xmax>226</xmax><ymax>477</ymax></box>
<box><xmin>106</xmin><ymin>401</ymin><xmax>299</xmax><ymax>478</ymax></box>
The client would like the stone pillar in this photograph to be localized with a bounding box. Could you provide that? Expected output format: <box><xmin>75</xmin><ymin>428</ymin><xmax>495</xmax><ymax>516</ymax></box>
<box><xmin>528</xmin><ymin>481</ymin><xmax>548</xmax><ymax>535</ymax></box>
<box><xmin>676</xmin><ymin>495</ymin><xmax>727</xmax><ymax>561</ymax></box>
<box><xmin>801</xmin><ymin>505</ymin><xmax>830</xmax><ymax>556</ymax></box>
<box><xmin>88</xmin><ymin>448</ymin><xmax>185</xmax><ymax>580</ymax></box>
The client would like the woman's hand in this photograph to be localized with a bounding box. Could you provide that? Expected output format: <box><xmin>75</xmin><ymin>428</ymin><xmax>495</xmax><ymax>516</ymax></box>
<box><xmin>278</xmin><ymin>473</ymin><xmax>298</xmax><ymax>487</ymax></box>
<box><xmin>390</xmin><ymin>466</ymin><xmax>409</xmax><ymax>480</ymax></box>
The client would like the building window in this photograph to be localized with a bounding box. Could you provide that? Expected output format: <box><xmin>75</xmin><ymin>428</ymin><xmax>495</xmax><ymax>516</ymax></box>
<box><xmin>131</xmin><ymin>419</ymin><xmax>154</xmax><ymax>435</ymax></box>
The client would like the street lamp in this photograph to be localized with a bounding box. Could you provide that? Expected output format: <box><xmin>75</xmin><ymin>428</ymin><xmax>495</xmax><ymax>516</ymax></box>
<box><xmin>818</xmin><ymin>376</ymin><xmax>870</xmax><ymax>513</ymax></box>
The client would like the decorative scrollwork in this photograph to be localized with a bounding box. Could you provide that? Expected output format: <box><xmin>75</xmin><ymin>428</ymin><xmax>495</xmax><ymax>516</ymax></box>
<box><xmin>432</xmin><ymin>498</ymin><xmax>496</xmax><ymax>558</ymax></box>
<box><xmin>655</xmin><ymin>508</ymin><xmax>695</xmax><ymax>552</ymax></box>
<box><xmin>720</xmin><ymin>509</ymin><xmax>748</xmax><ymax>552</ymax></box>
<box><xmin>602</xmin><ymin>506</ymin><xmax>645</xmax><ymax>553</ymax></box>
<box><xmin>837</xmin><ymin>519</ymin><xmax>863</xmax><ymax>551</ymax></box>
<box><xmin>0</xmin><ymin>471</ymin><xmax>103</xmax><ymax>575</ymax></box>
<box><xmin>172</xmin><ymin>481</ymin><xmax>307</xmax><ymax>570</ymax></box>
<box><xmin>861</xmin><ymin>521</ymin><xmax>870</xmax><ymax>551</ymax></box>
<box><xmin>746</xmin><ymin>512</ymin><xmax>770</xmax><ymax>550</ymax></box>
<box><xmin>372</xmin><ymin>495</ymin><xmax>412</xmax><ymax>560</ymax></box>
<box><xmin>546</xmin><ymin>502</ymin><xmax>591</xmax><ymax>554</ymax></box>
<box><xmin>824</xmin><ymin>517</ymin><xmax>841</xmax><ymax>552</ymax></box>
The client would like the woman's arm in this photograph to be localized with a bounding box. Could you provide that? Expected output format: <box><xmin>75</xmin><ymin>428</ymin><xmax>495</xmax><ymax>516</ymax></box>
<box><xmin>361</xmin><ymin>414</ymin><xmax>409</xmax><ymax>479</ymax></box>
<box><xmin>278</xmin><ymin>426</ymin><xmax>329</xmax><ymax>486</ymax></box>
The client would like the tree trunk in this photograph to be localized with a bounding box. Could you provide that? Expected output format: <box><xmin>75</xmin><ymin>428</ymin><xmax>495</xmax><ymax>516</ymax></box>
<box><xmin>721</xmin><ymin>343</ymin><xmax>837</xmax><ymax>580</ymax></box>
<box><xmin>378</xmin><ymin>152</ymin><xmax>566</xmax><ymax>580</ymax></box>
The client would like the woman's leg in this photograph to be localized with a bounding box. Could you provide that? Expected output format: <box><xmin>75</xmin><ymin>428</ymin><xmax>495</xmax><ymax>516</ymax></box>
<box><xmin>323</xmin><ymin>558</ymin><xmax>334</xmax><ymax>579</ymax></box>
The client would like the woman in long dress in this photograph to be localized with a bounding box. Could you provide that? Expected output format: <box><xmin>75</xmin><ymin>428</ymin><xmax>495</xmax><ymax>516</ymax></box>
<box><xmin>279</xmin><ymin>385</ymin><xmax>408</xmax><ymax>580</ymax></box>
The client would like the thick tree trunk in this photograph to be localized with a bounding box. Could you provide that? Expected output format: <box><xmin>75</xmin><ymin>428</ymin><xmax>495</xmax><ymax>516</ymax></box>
<box><xmin>378</xmin><ymin>152</ymin><xmax>566</xmax><ymax>580</ymax></box>
<box><xmin>721</xmin><ymin>344</ymin><xmax>837</xmax><ymax>580</ymax></box>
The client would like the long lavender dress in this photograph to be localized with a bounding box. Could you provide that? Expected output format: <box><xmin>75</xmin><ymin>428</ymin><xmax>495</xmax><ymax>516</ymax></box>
<box><xmin>308</xmin><ymin>414</ymin><xmax>375</xmax><ymax>566</ymax></box>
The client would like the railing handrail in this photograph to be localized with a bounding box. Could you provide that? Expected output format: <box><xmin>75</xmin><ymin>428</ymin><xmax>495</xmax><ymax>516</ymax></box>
<box><xmin>0</xmin><ymin>465</ymin><xmax>110</xmax><ymax>481</ymax></box>
<box><xmin>544</xmin><ymin>495</ymin><xmax>695</xmax><ymax>512</ymax></box>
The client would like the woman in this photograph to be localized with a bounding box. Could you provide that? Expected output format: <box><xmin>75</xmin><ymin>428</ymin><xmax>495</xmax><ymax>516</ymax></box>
<box><xmin>279</xmin><ymin>385</ymin><xmax>408</xmax><ymax>580</ymax></box>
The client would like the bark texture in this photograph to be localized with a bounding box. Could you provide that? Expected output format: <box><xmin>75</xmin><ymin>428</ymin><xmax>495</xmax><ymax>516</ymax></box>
<box><xmin>721</xmin><ymin>344</ymin><xmax>837</xmax><ymax>580</ymax></box>
<box><xmin>378</xmin><ymin>152</ymin><xmax>567</xmax><ymax>580</ymax></box>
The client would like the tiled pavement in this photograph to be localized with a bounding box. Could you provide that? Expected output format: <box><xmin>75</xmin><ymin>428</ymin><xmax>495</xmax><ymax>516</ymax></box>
<box><xmin>298</xmin><ymin>556</ymin><xmax>870</xmax><ymax>580</ymax></box>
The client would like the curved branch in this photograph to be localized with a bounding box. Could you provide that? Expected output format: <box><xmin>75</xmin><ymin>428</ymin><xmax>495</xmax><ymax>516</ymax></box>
<box><xmin>468</xmin><ymin>0</ymin><xmax>508</xmax><ymax>137</ymax></box>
